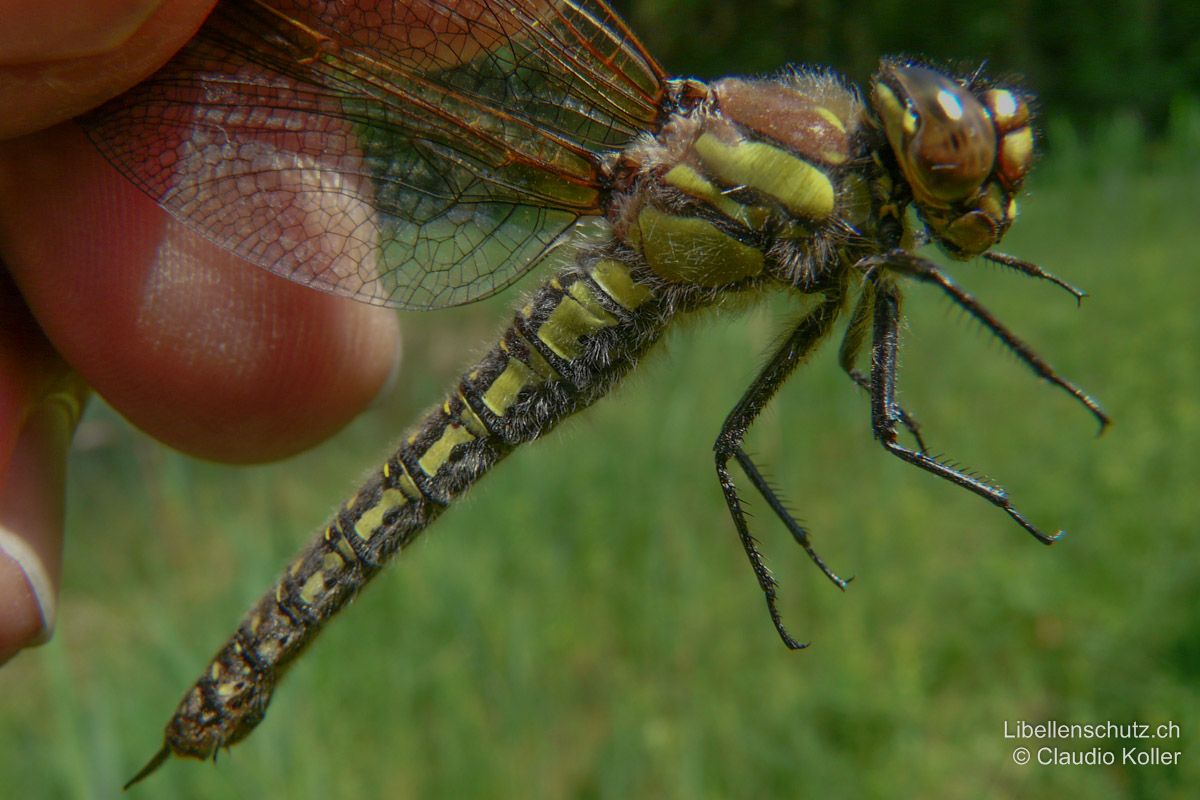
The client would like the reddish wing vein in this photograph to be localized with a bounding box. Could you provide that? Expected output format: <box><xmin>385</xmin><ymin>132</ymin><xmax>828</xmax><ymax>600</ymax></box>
<box><xmin>81</xmin><ymin>0</ymin><xmax>665</xmax><ymax>309</ymax></box>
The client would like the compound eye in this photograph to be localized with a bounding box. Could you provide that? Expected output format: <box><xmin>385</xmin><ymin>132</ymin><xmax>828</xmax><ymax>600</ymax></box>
<box><xmin>875</xmin><ymin>65</ymin><xmax>997</xmax><ymax>205</ymax></box>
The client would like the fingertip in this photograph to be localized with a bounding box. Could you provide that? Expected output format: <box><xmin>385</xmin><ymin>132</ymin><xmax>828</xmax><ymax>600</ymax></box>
<box><xmin>2</xmin><ymin>125</ymin><xmax>403</xmax><ymax>464</ymax></box>
<box><xmin>0</xmin><ymin>285</ymin><xmax>86</xmax><ymax>663</ymax></box>
<box><xmin>369</xmin><ymin>311</ymin><xmax>405</xmax><ymax>408</ymax></box>
<box><xmin>0</xmin><ymin>0</ymin><xmax>217</xmax><ymax>138</ymax></box>
<box><xmin>0</xmin><ymin>0</ymin><xmax>164</xmax><ymax>66</ymax></box>
<box><xmin>113</xmin><ymin>216</ymin><xmax>404</xmax><ymax>462</ymax></box>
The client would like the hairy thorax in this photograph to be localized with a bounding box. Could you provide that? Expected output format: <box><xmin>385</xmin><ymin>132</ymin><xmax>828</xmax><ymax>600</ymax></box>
<box><xmin>603</xmin><ymin>71</ymin><xmax>875</xmax><ymax>297</ymax></box>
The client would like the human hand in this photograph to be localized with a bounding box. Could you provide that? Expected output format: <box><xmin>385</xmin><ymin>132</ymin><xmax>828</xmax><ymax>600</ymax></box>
<box><xmin>0</xmin><ymin>0</ymin><xmax>401</xmax><ymax>662</ymax></box>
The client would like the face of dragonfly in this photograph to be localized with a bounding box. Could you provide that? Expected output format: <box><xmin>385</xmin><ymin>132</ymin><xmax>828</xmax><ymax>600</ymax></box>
<box><xmin>869</xmin><ymin>61</ymin><xmax>1034</xmax><ymax>258</ymax></box>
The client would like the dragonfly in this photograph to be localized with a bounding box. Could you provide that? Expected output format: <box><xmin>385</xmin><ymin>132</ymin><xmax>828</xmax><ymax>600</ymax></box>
<box><xmin>80</xmin><ymin>0</ymin><xmax>1109</xmax><ymax>786</ymax></box>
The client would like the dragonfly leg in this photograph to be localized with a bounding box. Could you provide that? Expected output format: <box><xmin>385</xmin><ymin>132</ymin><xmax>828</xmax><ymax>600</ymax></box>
<box><xmin>838</xmin><ymin>285</ymin><xmax>928</xmax><ymax>452</ymax></box>
<box><xmin>983</xmin><ymin>250</ymin><xmax>1087</xmax><ymax>305</ymax></box>
<box><xmin>733</xmin><ymin>448</ymin><xmax>853</xmax><ymax>590</ymax></box>
<box><xmin>713</xmin><ymin>291</ymin><xmax>846</xmax><ymax>650</ymax></box>
<box><xmin>865</xmin><ymin>277</ymin><xmax>1064</xmax><ymax>544</ymax></box>
<box><xmin>861</xmin><ymin>249</ymin><xmax>1110</xmax><ymax>433</ymax></box>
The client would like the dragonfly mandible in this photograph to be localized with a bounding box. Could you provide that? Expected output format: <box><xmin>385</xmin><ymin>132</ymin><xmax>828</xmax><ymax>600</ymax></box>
<box><xmin>79</xmin><ymin>0</ymin><xmax>1109</xmax><ymax>785</ymax></box>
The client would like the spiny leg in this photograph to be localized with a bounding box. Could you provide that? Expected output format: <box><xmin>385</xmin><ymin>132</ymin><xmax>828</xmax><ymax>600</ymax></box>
<box><xmin>839</xmin><ymin>284</ymin><xmax>928</xmax><ymax>452</ymax></box>
<box><xmin>713</xmin><ymin>292</ymin><xmax>847</xmax><ymax>650</ymax></box>
<box><xmin>861</xmin><ymin>249</ymin><xmax>1110</xmax><ymax>432</ymax></box>
<box><xmin>866</xmin><ymin>278</ymin><xmax>1063</xmax><ymax>544</ymax></box>
<box><xmin>733</xmin><ymin>449</ymin><xmax>852</xmax><ymax>589</ymax></box>
<box><xmin>983</xmin><ymin>251</ymin><xmax>1087</xmax><ymax>305</ymax></box>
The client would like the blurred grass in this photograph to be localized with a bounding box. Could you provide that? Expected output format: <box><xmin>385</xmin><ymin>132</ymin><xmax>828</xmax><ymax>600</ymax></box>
<box><xmin>5</xmin><ymin>116</ymin><xmax>1200</xmax><ymax>800</ymax></box>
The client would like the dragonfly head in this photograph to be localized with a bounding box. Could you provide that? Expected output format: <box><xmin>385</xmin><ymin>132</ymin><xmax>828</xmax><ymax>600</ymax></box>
<box><xmin>869</xmin><ymin>60</ymin><xmax>1034</xmax><ymax>258</ymax></box>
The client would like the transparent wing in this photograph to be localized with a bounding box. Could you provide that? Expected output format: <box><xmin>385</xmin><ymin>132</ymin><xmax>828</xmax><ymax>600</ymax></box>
<box><xmin>81</xmin><ymin>0</ymin><xmax>665</xmax><ymax>309</ymax></box>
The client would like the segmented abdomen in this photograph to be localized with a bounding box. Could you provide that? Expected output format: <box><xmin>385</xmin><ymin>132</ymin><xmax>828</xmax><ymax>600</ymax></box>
<box><xmin>159</xmin><ymin>242</ymin><xmax>671</xmax><ymax>759</ymax></box>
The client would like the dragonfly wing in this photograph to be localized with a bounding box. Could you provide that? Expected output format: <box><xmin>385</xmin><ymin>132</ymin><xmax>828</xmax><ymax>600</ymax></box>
<box><xmin>81</xmin><ymin>0</ymin><xmax>665</xmax><ymax>309</ymax></box>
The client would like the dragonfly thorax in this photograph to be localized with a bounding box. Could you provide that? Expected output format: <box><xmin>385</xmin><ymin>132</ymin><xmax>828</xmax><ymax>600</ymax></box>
<box><xmin>610</xmin><ymin>72</ymin><xmax>866</xmax><ymax>292</ymax></box>
<box><xmin>868</xmin><ymin>60</ymin><xmax>1035</xmax><ymax>259</ymax></box>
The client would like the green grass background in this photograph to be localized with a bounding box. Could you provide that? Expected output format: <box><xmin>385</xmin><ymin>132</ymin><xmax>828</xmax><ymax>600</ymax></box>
<box><xmin>5</xmin><ymin>61</ymin><xmax>1200</xmax><ymax>800</ymax></box>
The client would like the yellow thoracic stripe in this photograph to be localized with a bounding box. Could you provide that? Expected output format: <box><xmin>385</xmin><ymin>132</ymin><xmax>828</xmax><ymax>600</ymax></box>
<box><xmin>692</xmin><ymin>133</ymin><xmax>835</xmax><ymax>221</ymax></box>
<box><xmin>637</xmin><ymin>205</ymin><xmax>764</xmax><ymax>287</ymax></box>
<box><xmin>664</xmin><ymin>164</ymin><xmax>774</xmax><ymax>233</ymax></box>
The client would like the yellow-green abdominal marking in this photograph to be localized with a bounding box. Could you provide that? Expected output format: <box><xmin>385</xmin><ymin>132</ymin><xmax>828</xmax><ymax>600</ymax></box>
<box><xmin>535</xmin><ymin>283</ymin><xmax>619</xmax><ymax>360</ymax></box>
<box><xmin>354</xmin><ymin>488</ymin><xmax>411</xmax><ymax>540</ymax></box>
<box><xmin>481</xmin><ymin>357</ymin><xmax>543</xmax><ymax>418</ymax></box>
<box><xmin>587</xmin><ymin>258</ymin><xmax>653</xmax><ymax>310</ymax></box>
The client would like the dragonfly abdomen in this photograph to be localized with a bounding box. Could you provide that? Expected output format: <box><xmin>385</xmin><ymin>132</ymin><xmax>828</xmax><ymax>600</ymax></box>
<box><xmin>153</xmin><ymin>242</ymin><xmax>676</xmax><ymax>764</ymax></box>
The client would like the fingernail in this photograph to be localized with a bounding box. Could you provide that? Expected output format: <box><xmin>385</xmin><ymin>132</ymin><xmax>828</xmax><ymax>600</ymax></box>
<box><xmin>0</xmin><ymin>0</ymin><xmax>163</xmax><ymax>65</ymax></box>
<box><xmin>0</xmin><ymin>524</ymin><xmax>56</xmax><ymax>658</ymax></box>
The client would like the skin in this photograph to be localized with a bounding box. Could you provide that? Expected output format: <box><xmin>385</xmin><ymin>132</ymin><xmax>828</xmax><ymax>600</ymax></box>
<box><xmin>0</xmin><ymin>0</ymin><xmax>401</xmax><ymax>663</ymax></box>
